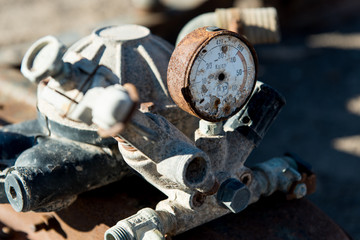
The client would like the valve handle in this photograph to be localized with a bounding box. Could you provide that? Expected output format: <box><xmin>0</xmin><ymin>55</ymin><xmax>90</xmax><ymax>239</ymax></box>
<box><xmin>21</xmin><ymin>35</ymin><xmax>66</xmax><ymax>83</ymax></box>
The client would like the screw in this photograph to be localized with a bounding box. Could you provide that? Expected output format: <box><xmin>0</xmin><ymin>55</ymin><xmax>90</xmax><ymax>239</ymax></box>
<box><xmin>217</xmin><ymin>178</ymin><xmax>250</xmax><ymax>213</ymax></box>
<box><xmin>293</xmin><ymin>183</ymin><xmax>307</xmax><ymax>199</ymax></box>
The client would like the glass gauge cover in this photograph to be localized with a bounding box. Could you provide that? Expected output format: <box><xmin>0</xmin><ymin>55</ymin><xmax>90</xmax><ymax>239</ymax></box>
<box><xmin>168</xmin><ymin>27</ymin><xmax>257</xmax><ymax>122</ymax></box>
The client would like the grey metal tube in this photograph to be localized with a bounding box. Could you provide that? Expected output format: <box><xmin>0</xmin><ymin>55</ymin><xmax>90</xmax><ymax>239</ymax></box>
<box><xmin>176</xmin><ymin>12</ymin><xmax>217</xmax><ymax>45</ymax></box>
<box><xmin>176</xmin><ymin>7</ymin><xmax>280</xmax><ymax>45</ymax></box>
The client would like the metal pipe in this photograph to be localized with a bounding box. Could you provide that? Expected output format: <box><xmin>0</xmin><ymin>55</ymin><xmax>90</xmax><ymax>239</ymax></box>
<box><xmin>176</xmin><ymin>7</ymin><xmax>280</xmax><ymax>45</ymax></box>
<box><xmin>4</xmin><ymin>137</ymin><xmax>128</xmax><ymax>212</ymax></box>
<box><xmin>117</xmin><ymin>111</ymin><xmax>215</xmax><ymax>192</ymax></box>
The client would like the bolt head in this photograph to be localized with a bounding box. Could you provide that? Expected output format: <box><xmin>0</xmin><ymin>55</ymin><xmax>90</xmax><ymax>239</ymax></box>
<box><xmin>199</xmin><ymin>120</ymin><xmax>224</xmax><ymax>136</ymax></box>
<box><xmin>217</xmin><ymin>178</ymin><xmax>250</xmax><ymax>213</ymax></box>
<box><xmin>293</xmin><ymin>183</ymin><xmax>307</xmax><ymax>199</ymax></box>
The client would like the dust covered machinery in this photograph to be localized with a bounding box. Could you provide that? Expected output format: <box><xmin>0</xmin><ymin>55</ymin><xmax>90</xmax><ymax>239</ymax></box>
<box><xmin>0</xmin><ymin>7</ymin><xmax>315</xmax><ymax>240</ymax></box>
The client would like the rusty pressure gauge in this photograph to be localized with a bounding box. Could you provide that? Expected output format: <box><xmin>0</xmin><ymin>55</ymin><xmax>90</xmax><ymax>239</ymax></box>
<box><xmin>168</xmin><ymin>26</ymin><xmax>258</xmax><ymax>122</ymax></box>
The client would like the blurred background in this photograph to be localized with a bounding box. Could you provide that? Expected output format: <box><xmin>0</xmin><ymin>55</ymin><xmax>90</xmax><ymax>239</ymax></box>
<box><xmin>0</xmin><ymin>0</ymin><xmax>359</xmax><ymax>238</ymax></box>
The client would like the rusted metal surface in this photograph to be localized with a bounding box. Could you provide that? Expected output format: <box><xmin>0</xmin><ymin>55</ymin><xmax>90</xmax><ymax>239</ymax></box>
<box><xmin>104</xmin><ymin>82</ymin><xmax>314</xmax><ymax>239</ymax></box>
<box><xmin>10</xmin><ymin>26</ymin><xmax>294</xmax><ymax>238</ymax></box>
<box><xmin>0</xmin><ymin>0</ymin><xmax>358</xmax><ymax>239</ymax></box>
<box><xmin>167</xmin><ymin>27</ymin><xmax>258</xmax><ymax>122</ymax></box>
<box><xmin>0</xmin><ymin>26</ymin><xmax>330</xmax><ymax>240</ymax></box>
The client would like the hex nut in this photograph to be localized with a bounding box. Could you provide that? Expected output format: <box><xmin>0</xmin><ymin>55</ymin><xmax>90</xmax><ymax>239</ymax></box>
<box><xmin>217</xmin><ymin>178</ymin><xmax>250</xmax><ymax>213</ymax></box>
<box><xmin>199</xmin><ymin>120</ymin><xmax>224</xmax><ymax>136</ymax></box>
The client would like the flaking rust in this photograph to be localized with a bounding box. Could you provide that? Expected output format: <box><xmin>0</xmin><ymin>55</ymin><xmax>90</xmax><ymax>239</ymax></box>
<box><xmin>167</xmin><ymin>27</ymin><xmax>258</xmax><ymax>122</ymax></box>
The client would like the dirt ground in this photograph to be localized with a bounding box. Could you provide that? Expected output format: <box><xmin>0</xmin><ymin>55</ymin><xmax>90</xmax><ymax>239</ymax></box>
<box><xmin>0</xmin><ymin>0</ymin><xmax>360</xmax><ymax>239</ymax></box>
<box><xmin>250</xmin><ymin>36</ymin><xmax>360</xmax><ymax>238</ymax></box>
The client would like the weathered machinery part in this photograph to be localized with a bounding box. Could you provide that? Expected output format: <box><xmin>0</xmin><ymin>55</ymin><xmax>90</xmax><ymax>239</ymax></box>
<box><xmin>22</xmin><ymin>24</ymin><xmax>197</xmax><ymax>140</ymax></box>
<box><xmin>105</xmin><ymin>157</ymin><xmax>314</xmax><ymax>239</ymax></box>
<box><xmin>0</xmin><ymin>121</ymin><xmax>128</xmax><ymax>213</ymax></box>
<box><xmin>105</xmin><ymin>25</ymin><xmax>292</xmax><ymax>239</ymax></box>
<box><xmin>151</xmin><ymin>157</ymin><xmax>304</xmax><ymax>237</ymax></box>
<box><xmin>168</xmin><ymin>27</ymin><xmax>258</xmax><ymax>122</ymax></box>
<box><xmin>105</xmin><ymin>82</ymin><xmax>298</xmax><ymax>239</ymax></box>
<box><xmin>64</xmin><ymin>25</ymin><xmax>173</xmax><ymax>104</ymax></box>
<box><xmin>3</xmin><ymin>135</ymin><xmax>129</xmax><ymax>212</ymax></box>
<box><xmin>224</xmin><ymin>81</ymin><xmax>286</xmax><ymax>137</ymax></box>
<box><xmin>117</xmin><ymin>110</ymin><xmax>215</xmax><ymax>193</ymax></box>
<box><xmin>0</xmin><ymin>120</ymin><xmax>47</xmax><ymax>204</ymax></box>
<box><xmin>105</xmin><ymin>208</ymin><xmax>166</xmax><ymax>240</ymax></box>
<box><xmin>176</xmin><ymin>7</ymin><xmax>280</xmax><ymax>45</ymax></box>
<box><xmin>1</xmin><ymin>25</ymin><xmax>199</xmax><ymax>213</ymax></box>
<box><xmin>21</xmin><ymin>36</ymin><xmax>68</xmax><ymax>84</ymax></box>
<box><xmin>25</xmin><ymin>24</ymin><xmax>173</xmax><ymax>125</ymax></box>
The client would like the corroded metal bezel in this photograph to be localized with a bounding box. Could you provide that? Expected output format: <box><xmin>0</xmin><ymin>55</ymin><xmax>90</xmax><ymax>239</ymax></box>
<box><xmin>167</xmin><ymin>27</ymin><xmax>258</xmax><ymax>122</ymax></box>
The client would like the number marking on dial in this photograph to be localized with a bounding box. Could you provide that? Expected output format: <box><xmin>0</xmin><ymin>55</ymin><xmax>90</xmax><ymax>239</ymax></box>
<box><xmin>188</xmin><ymin>35</ymin><xmax>255</xmax><ymax>120</ymax></box>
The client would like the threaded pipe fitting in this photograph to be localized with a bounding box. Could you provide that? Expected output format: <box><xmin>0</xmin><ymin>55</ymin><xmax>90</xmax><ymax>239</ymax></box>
<box><xmin>105</xmin><ymin>224</ymin><xmax>132</xmax><ymax>240</ymax></box>
<box><xmin>105</xmin><ymin>208</ymin><xmax>166</xmax><ymax>240</ymax></box>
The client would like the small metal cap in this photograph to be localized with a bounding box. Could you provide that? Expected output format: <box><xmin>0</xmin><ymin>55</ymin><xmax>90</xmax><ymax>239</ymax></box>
<box><xmin>217</xmin><ymin>178</ymin><xmax>250</xmax><ymax>213</ymax></box>
<box><xmin>4</xmin><ymin>173</ymin><xmax>27</xmax><ymax>212</ymax></box>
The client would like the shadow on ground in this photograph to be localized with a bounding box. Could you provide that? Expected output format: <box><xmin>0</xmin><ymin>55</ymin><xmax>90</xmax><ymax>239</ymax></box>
<box><xmin>247</xmin><ymin>32</ymin><xmax>360</xmax><ymax>238</ymax></box>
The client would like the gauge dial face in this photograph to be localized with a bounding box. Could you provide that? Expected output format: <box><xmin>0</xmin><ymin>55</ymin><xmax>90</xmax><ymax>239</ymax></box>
<box><xmin>188</xmin><ymin>34</ymin><xmax>256</xmax><ymax>121</ymax></box>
